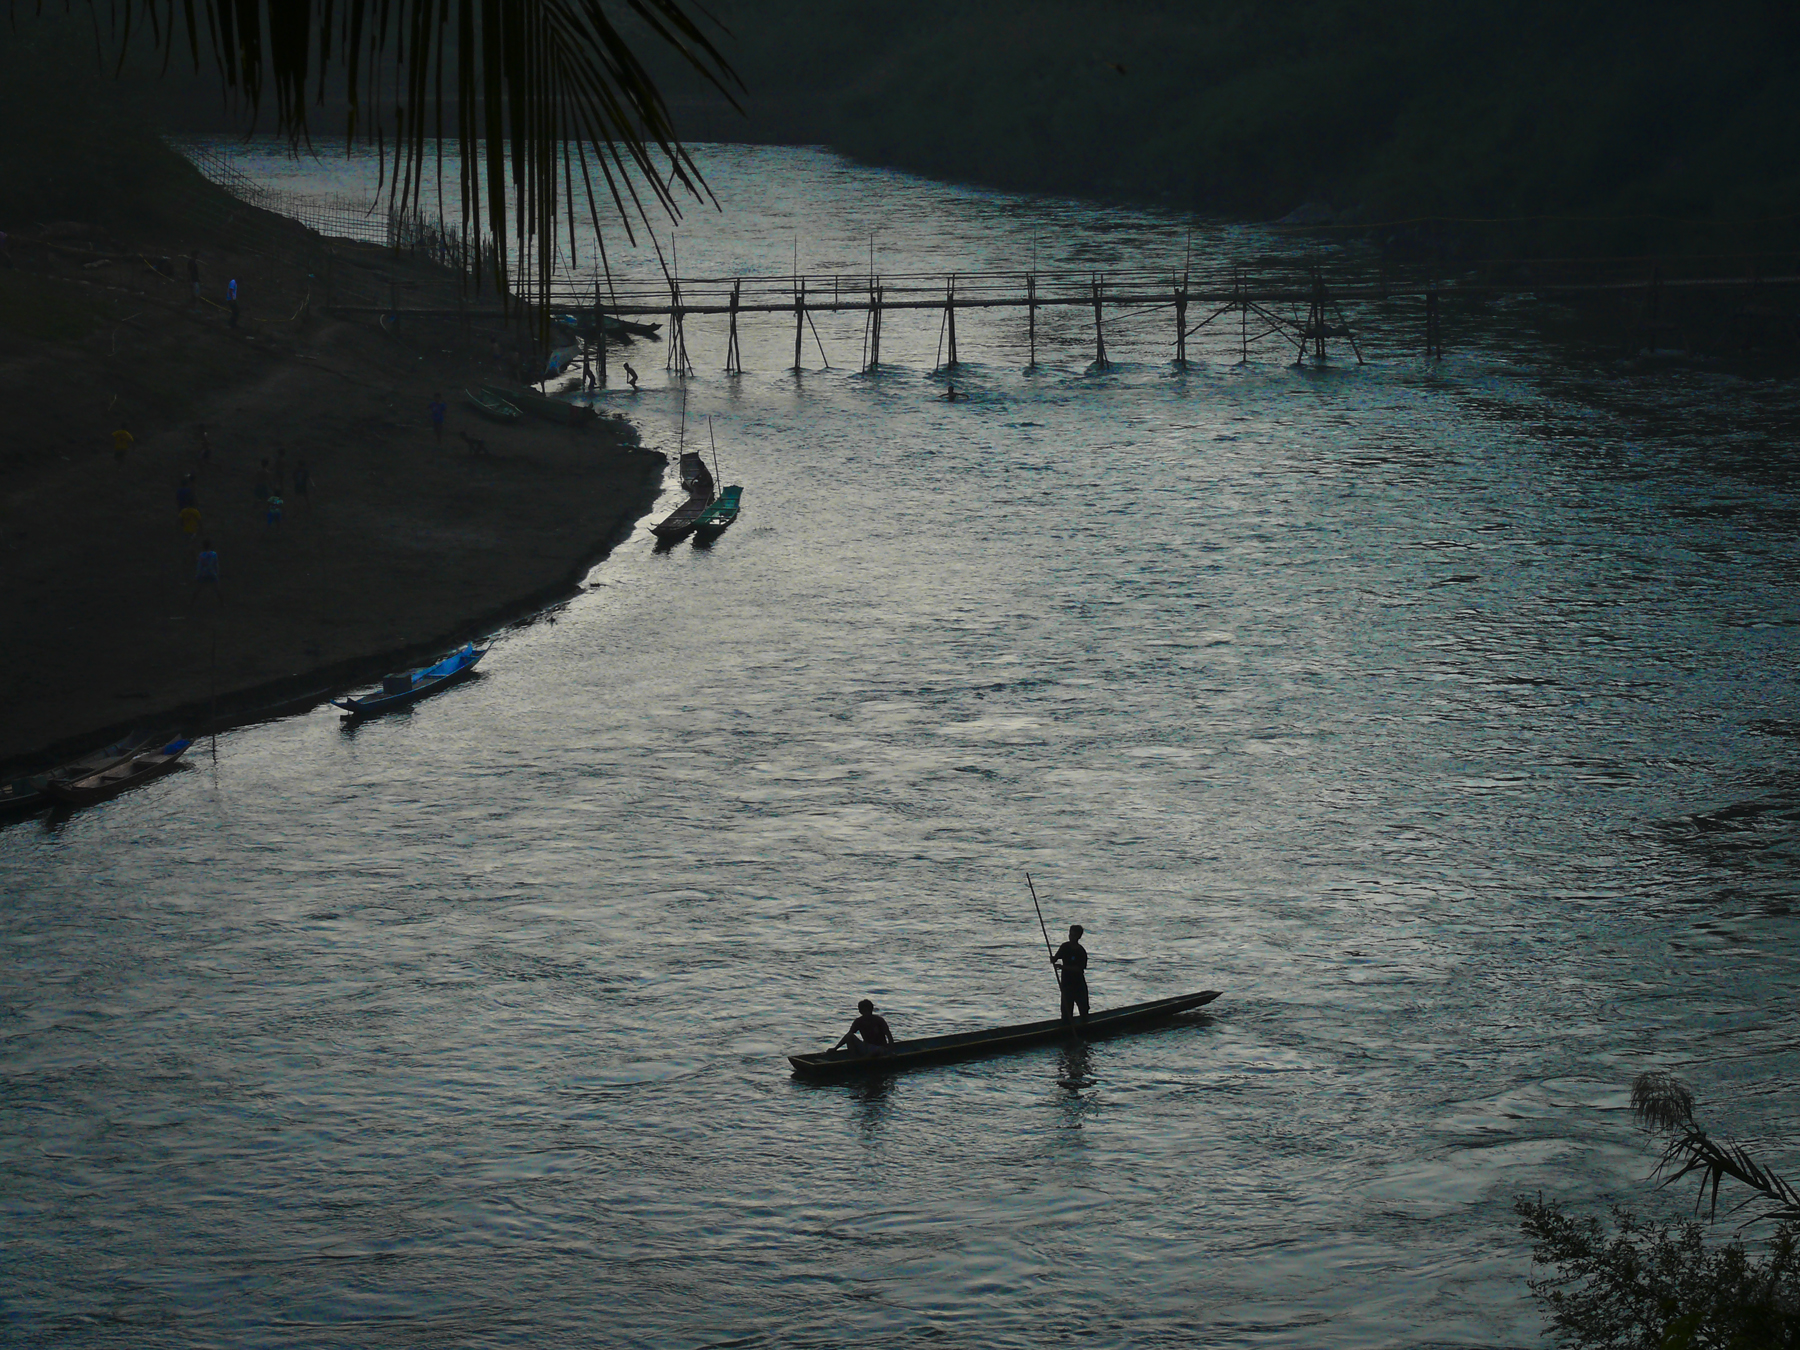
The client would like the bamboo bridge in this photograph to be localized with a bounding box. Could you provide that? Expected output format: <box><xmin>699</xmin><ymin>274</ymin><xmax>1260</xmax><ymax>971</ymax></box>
<box><xmin>327</xmin><ymin>250</ymin><xmax>1800</xmax><ymax>378</ymax></box>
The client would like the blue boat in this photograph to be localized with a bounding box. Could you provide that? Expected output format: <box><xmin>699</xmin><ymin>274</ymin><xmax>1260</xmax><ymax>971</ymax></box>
<box><xmin>333</xmin><ymin>644</ymin><xmax>486</xmax><ymax>717</ymax></box>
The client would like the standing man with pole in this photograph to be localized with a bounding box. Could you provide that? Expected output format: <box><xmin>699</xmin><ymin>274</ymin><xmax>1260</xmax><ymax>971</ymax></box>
<box><xmin>1027</xmin><ymin>874</ymin><xmax>1090</xmax><ymax>1024</ymax></box>
<box><xmin>1053</xmin><ymin>925</ymin><xmax>1089</xmax><ymax>1024</ymax></box>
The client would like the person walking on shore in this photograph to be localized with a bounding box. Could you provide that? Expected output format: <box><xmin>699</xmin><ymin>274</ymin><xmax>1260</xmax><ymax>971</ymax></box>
<box><xmin>428</xmin><ymin>394</ymin><xmax>447</xmax><ymax>444</ymax></box>
<box><xmin>623</xmin><ymin>361</ymin><xmax>639</xmax><ymax>391</ymax></box>
<box><xmin>1053</xmin><ymin>924</ymin><xmax>1090</xmax><ymax>1023</ymax></box>
<box><xmin>112</xmin><ymin>426</ymin><xmax>134</xmax><ymax>463</ymax></box>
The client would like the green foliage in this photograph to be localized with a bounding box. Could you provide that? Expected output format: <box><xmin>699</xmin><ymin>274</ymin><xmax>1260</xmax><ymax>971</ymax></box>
<box><xmin>1516</xmin><ymin>1198</ymin><xmax>1800</xmax><ymax>1350</ymax></box>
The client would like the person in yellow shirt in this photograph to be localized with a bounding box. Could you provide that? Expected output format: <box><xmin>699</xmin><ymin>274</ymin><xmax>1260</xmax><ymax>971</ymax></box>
<box><xmin>112</xmin><ymin>428</ymin><xmax>134</xmax><ymax>462</ymax></box>
<box><xmin>179</xmin><ymin>505</ymin><xmax>201</xmax><ymax>538</ymax></box>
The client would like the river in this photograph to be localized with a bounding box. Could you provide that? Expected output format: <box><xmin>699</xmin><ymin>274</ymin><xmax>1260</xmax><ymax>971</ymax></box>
<box><xmin>5</xmin><ymin>143</ymin><xmax>1799</xmax><ymax>1348</ymax></box>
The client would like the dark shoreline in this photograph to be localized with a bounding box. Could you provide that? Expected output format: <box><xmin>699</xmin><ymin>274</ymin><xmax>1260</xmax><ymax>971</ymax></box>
<box><xmin>2</xmin><ymin>461</ymin><xmax>663</xmax><ymax>783</ymax></box>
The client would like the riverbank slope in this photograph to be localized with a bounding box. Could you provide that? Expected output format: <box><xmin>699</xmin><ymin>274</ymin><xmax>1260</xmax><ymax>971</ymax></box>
<box><xmin>1</xmin><ymin>179</ymin><xmax>660</xmax><ymax>768</ymax></box>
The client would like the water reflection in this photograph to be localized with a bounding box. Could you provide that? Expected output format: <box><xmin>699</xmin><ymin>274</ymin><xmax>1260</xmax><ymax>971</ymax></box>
<box><xmin>1055</xmin><ymin>1038</ymin><xmax>1096</xmax><ymax>1129</ymax></box>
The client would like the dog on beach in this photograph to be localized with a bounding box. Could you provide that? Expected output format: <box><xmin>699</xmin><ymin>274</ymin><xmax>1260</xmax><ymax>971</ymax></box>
<box><xmin>458</xmin><ymin>431</ymin><xmax>489</xmax><ymax>456</ymax></box>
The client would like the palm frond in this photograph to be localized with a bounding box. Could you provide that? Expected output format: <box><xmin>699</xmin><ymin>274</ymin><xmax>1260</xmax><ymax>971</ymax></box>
<box><xmin>90</xmin><ymin>0</ymin><xmax>741</xmax><ymax>304</ymax></box>
<box><xmin>1637</xmin><ymin>1073</ymin><xmax>1800</xmax><ymax>1225</ymax></box>
<box><xmin>1632</xmin><ymin>1070</ymin><xmax>1696</xmax><ymax>1133</ymax></box>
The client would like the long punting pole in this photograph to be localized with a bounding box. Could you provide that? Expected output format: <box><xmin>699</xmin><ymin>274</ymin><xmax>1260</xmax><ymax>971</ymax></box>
<box><xmin>1026</xmin><ymin>873</ymin><xmax>1062</xmax><ymax>1000</ymax></box>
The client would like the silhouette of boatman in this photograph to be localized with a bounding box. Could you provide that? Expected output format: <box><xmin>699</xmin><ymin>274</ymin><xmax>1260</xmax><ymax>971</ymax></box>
<box><xmin>832</xmin><ymin>999</ymin><xmax>894</xmax><ymax>1056</ymax></box>
<box><xmin>1053</xmin><ymin>925</ymin><xmax>1089</xmax><ymax>1023</ymax></box>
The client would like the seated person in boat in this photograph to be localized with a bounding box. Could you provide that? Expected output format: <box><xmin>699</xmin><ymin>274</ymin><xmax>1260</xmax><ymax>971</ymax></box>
<box><xmin>832</xmin><ymin>999</ymin><xmax>894</xmax><ymax>1056</ymax></box>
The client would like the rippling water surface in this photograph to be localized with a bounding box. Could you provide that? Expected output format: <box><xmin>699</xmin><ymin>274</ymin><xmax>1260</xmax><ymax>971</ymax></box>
<box><xmin>6</xmin><ymin>146</ymin><xmax>1800</xmax><ymax>1348</ymax></box>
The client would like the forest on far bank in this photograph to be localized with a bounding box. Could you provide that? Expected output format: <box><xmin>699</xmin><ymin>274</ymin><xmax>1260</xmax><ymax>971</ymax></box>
<box><xmin>8</xmin><ymin>0</ymin><xmax>1797</xmax><ymax>261</ymax></box>
<box><xmin>639</xmin><ymin>0</ymin><xmax>1800</xmax><ymax>256</ymax></box>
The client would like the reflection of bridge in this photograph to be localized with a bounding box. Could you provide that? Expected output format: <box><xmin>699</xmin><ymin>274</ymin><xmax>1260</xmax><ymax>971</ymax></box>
<box><xmin>328</xmin><ymin>251</ymin><xmax>1800</xmax><ymax>379</ymax></box>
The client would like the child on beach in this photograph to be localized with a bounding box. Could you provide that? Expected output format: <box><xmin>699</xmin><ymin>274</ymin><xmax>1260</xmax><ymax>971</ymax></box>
<box><xmin>265</xmin><ymin>494</ymin><xmax>283</xmax><ymax>528</ymax></box>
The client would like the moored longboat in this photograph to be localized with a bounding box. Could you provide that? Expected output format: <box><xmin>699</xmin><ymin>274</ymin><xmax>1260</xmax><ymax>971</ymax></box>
<box><xmin>691</xmin><ymin>485</ymin><xmax>743</xmax><ymax>539</ymax></box>
<box><xmin>42</xmin><ymin>738</ymin><xmax>194</xmax><ymax>808</ymax></box>
<box><xmin>0</xmin><ymin>731</ymin><xmax>155</xmax><ymax>815</ymax></box>
<box><xmin>332</xmin><ymin>644</ymin><xmax>486</xmax><ymax>718</ymax></box>
<box><xmin>465</xmin><ymin>387</ymin><xmax>522</xmax><ymax>423</ymax></box>
<box><xmin>480</xmin><ymin>384</ymin><xmax>597</xmax><ymax>427</ymax></box>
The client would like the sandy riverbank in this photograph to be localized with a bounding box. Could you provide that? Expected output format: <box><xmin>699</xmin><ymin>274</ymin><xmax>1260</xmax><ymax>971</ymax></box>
<box><xmin>1</xmin><ymin>204</ymin><xmax>663</xmax><ymax>768</ymax></box>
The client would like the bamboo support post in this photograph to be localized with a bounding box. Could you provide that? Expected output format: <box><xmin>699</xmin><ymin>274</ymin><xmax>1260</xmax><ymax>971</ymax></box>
<box><xmin>868</xmin><ymin>281</ymin><xmax>883</xmax><ymax>371</ymax></box>
<box><xmin>1174</xmin><ymin>272</ymin><xmax>1189</xmax><ymax>368</ymax></box>
<box><xmin>946</xmin><ymin>276</ymin><xmax>959</xmax><ymax>368</ymax></box>
<box><xmin>1092</xmin><ymin>274</ymin><xmax>1109</xmax><ymax>370</ymax></box>
<box><xmin>1239</xmin><ymin>269</ymin><xmax>1249</xmax><ymax>365</ymax></box>
<box><xmin>595</xmin><ymin>282</ymin><xmax>607</xmax><ymax>386</ymax></box>
<box><xmin>793</xmin><ymin>276</ymin><xmax>805</xmax><ymax>371</ymax></box>
<box><xmin>1027</xmin><ymin>273</ymin><xmax>1037</xmax><ymax>368</ymax></box>
<box><xmin>726</xmin><ymin>279</ymin><xmax>742</xmax><ymax>373</ymax></box>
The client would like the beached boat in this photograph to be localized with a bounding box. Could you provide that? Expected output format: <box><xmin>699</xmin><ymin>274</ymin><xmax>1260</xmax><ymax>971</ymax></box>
<box><xmin>552</xmin><ymin>313</ymin><xmax>662</xmax><ymax>342</ymax></box>
<box><xmin>691</xmin><ymin>485</ymin><xmax>743</xmax><ymax>539</ymax></box>
<box><xmin>480</xmin><ymin>384</ymin><xmax>597</xmax><ymax>427</ymax></box>
<box><xmin>543</xmin><ymin>345</ymin><xmax>579</xmax><ymax>379</ymax></box>
<box><xmin>0</xmin><ymin>732</ymin><xmax>153</xmax><ymax>814</ymax></box>
<box><xmin>787</xmin><ymin>990</ymin><xmax>1222</xmax><ymax>1080</ymax></box>
<box><xmin>465</xmin><ymin>387</ymin><xmax>522</xmax><ymax>423</ymax></box>
<box><xmin>650</xmin><ymin>491</ymin><xmax>714</xmax><ymax>542</ymax></box>
<box><xmin>42</xmin><ymin>738</ymin><xmax>193</xmax><ymax>808</ymax></box>
<box><xmin>332</xmin><ymin>644</ymin><xmax>486</xmax><ymax>717</ymax></box>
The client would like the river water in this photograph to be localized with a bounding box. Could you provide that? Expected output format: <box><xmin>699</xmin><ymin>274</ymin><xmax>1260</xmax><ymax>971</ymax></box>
<box><xmin>6</xmin><ymin>144</ymin><xmax>1800</xmax><ymax>1348</ymax></box>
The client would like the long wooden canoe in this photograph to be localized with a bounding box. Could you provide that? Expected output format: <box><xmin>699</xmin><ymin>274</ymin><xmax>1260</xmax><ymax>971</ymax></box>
<box><xmin>43</xmin><ymin>738</ymin><xmax>193</xmax><ymax>807</ymax></box>
<box><xmin>650</xmin><ymin>491</ymin><xmax>715</xmax><ymax>541</ymax></box>
<box><xmin>788</xmin><ymin>990</ymin><xmax>1221</xmax><ymax>1080</ymax></box>
<box><xmin>333</xmin><ymin>644</ymin><xmax>485</xmax><ymax>717</ymax></box>
<box><xmin>692</xmin><ymin>485</ymin><xmax>743</xmax><ymax>538</ymax></box>
<box><xmin>465</xmin><ymin>387</ymin><xmax>522</xmax><ymax>423</ymax></box>
<box><xmin>0</xmin><ymin>731</ymin><xmax>153</xmax><ymax>814</ymax></box>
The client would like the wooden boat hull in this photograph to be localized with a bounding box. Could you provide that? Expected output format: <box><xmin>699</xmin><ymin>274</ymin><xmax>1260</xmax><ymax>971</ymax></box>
<box><xmin>651</xmin><ymin>490</ymin><xmax>715</xmax><ymax>541</ymax></box>
<box><xmin>333</xmin><ymin>646</ymin><xmax>486</xmax><ymax>717</ymax></box>
<box><xmin>43</xmin><ymin>739</ymin><xmax>192</xmax><ymax>807</ymax></box>
<box><xmin>692</xmin><ymin>485</ymin><xmax>742</xmax><ymax>538</ymax></box>
<box><xmin>465</xmin><ymin>388</ymin><xmax>521</xmax><ymax>423</ymax></box>
<box><xmin>1</xmin><ymin>732</ymin><xmax>151</xmax><ymax>813</ymax></box>
<box><xmin>788</xmin><ymin>990</ymin><xmax>1222</xmax><ymax>1080</ymax></box>
<box><xmin>480</xmin><ymin>384</ymin><xmax>596</xmax><ymax>427</ymax></box>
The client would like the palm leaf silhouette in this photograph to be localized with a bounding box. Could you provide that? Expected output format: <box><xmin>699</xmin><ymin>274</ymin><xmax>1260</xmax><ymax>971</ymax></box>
<box><xmin>87</xmin><ymin>0</ymin><xmax>740</xmax><ymax>304</ymax></box>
